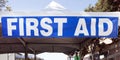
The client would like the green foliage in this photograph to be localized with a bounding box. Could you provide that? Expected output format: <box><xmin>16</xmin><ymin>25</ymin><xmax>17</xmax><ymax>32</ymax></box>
<box><xmin>85</xmin><ymin>0</ymin><xmax>120</xmax><ymax>12</ymax></box>
<box><xmin>74</xmin><ymin>53</ymin><xmax>80</xmax><ymax>60</ymax></box>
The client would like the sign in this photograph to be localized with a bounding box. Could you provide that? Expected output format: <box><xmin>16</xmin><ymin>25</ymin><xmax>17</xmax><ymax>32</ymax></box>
<box><xmin>1</xmin><ymin>16</ymin><xmax>118</xmax><ymax>37</ymax></box>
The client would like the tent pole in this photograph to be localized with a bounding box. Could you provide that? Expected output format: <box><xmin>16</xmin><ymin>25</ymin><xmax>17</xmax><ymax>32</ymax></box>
<box><xmin>34</xmin><ymin>52</ymin><xmax>36</xmax><ymax>60</ymax></box>
<box><xmin>19</xmin><ymin>38</ymin><xmax>36</xmax><ymax>60</ymax></box>
<box><xmin>25</xmin><ymin>45</ymin><xmax>28</xmax><ymax>60</ymax></box>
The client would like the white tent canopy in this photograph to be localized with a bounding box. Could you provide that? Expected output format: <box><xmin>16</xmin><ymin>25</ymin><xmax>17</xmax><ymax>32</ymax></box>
<box><xmin>0</xmin><ymin>12</ymin><xmax>119</xmax><ymax>55</ymax></box>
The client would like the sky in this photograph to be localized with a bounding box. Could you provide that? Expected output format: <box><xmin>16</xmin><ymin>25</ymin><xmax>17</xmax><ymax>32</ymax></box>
<box><xmin>7</xmin><ymin>0</ymin><xmax>98</xmax><ymax>12</ymax></box>
<box><xmin>6</xmin><ymin>0</ymin><xmax>98</xmax><ymax>60</ymax></box>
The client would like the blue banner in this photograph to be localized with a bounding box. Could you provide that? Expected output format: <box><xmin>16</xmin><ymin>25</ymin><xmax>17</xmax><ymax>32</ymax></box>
<box><xmin>1</xmin><ymin>16</ymin><xmax>118</xmax><ymax>38</ymax></box>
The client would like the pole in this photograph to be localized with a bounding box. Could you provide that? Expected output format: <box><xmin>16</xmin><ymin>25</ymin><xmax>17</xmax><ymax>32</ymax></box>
<box><xmin>18</xmin><ymin>38</ymin><xmax>28</xmax><ymax>60</ymax></box>
<box><xmin>25</xmin><ymin>44</ymin><xmax>28</xmax><ymax>60</ymax></box>
<box><xmin>91</xmin><ymin>44</ymin><xmax>94</xmax><ymax>60</ymax></box>
<box><xmin>68</xmin><ymin>55</ymin><xmax>72</xmax><ymax>60</ymax></box>
<box><xmin>7</xmin><ymin>53</ymin><xmax>9</xmax><ymax>60</ymax></box>
<box><xmin>34</xmin><ymin>52</ymin><xmax>36</xmax><ymax>60</ymax></box>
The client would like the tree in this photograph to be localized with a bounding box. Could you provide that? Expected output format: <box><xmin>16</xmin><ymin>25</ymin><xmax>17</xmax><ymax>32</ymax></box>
<box><xmin>0</xmin><ymin>0</ymin><xmax>11</xmax><ymax>11</ymax></box>
<box><xmin>85</xmin><ymin>0</ymin><xmax>120</xmax><ymax>12</ymax></box>
<box><xmin>84</xmin><ymin>0</ymin><xmax>120</xmax><ymax>59</ymax></box>
<box><xmin>0</xmin><ymin>0</ymin><xmax>6</xmax><ymax>11</ymax></box>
